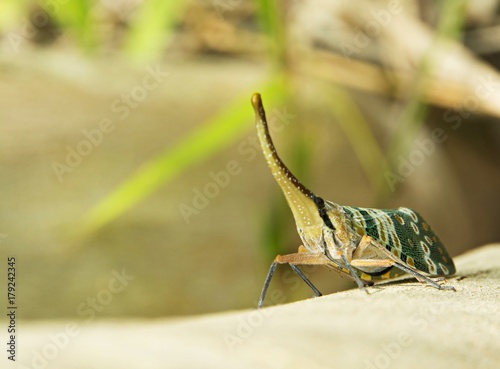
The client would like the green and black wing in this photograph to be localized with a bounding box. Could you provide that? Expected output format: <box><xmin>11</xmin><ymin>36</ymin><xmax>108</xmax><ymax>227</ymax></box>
<box><xmin>343</xmin><ymin>206</ymin><xmax>456</xmax><ymax>276</ymax></box>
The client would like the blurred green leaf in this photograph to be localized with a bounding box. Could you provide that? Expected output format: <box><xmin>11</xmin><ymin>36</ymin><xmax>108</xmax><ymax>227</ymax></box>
<box><xmin>255</xmin><ymin>0</ymin><xmax>287</xmax><ymax>68</ymax></box>
<box><xmin>41</xmin><ymin>0</ymin><xmax>96</xmax><ymax>50</ymax></box>
<box><xmin>437</xmin><ymin>0</ymin><xmax>467</xmax><ymax>39</ymax></box>
<box><xmin>261</xmin><ymin>190</ymin><xmax>291</xmax><ymax>261</ymax></box>
<box><xmin>0</xmin><ymin>0</ymin><xmax>24</xmax><ymax>31</ymax></box>
<box><xmin>76</xmin><ymin>76</ymin><xmax>287</xmax><ymax>237</ymax></box>
<box><xmin>326</xmin><ymin>85</ymin><xmax>389</xmax><ymax>195</ymax></box>
<box><xmin>124</xmin><ymin>0</ymin><xmax>187</xmax><ymax>62</ymax></box>
<box><xmin>386</xmin><ymin>0</ymin><xmax>467</xmax><ymax>188</ymax></box>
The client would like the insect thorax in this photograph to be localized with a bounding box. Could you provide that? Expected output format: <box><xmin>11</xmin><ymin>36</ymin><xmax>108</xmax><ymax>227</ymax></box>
<box><xmin>297</xmin><ymin>225</ymin><xmax>326</xmax><ymax>254</ymax></box>
<box><xmin>297</xmin><ymin>201</ymin><xmax>363</xmax><ymax>259</ymax></box>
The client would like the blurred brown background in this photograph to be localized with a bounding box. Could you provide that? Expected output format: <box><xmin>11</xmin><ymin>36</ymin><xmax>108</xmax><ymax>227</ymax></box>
<box><xmin>0</xmin><ymin>0</ymin><xmax>499</xmax><ymax>320</ymax></box>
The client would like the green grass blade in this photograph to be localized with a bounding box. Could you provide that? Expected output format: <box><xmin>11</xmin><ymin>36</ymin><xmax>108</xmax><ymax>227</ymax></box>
<box><xmin>124</xmin><ymin>0</ymin><xmax>187</xmax><ymax>61</ymax></box>
<box><xmin>41</xmin><ymin>0</ymin><xmax>96</xmax><ymax>50</ymax></box>
<box><xmin>76</xmin><ymin>77</ymin><xmax>287</xmax><ymax>237</ymax></box>
<box><xmin>436</xmin><ymin>0</ymin><xmax>467</xmax><ymax>40</ymax></box>
<box><xmin>255</xmin><ymin>0</ymin><xmax>287</xmax><ymax>68</ymax></box>
<box><xmin>386</xmin><ymin>0</ymin><xmax>467</xmax><ymax>181</ymax></box>
<box><xmin>326</xmin><ymin>85</ymin><xmax>389</xmax><ymax>195</ymax></box>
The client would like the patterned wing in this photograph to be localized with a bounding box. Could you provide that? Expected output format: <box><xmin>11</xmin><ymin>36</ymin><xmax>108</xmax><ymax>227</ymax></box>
<box><xmin>343</xmin><ymin>206</ymin><xmax>456</xmax><ymax>276</ymax></box>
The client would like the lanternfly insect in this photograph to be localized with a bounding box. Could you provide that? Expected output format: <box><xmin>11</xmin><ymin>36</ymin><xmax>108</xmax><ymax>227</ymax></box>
<box><xmin>251</xmin><ymin>93</ymin><xmax>456</xmax><ymax>308</ymax></box>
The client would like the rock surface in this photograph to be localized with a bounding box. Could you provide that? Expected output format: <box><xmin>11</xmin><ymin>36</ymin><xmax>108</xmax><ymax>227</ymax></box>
<box><xmin>12</xmin><ymin>244</ymin><xmax>500</xmax><ymax>369</ymax></box>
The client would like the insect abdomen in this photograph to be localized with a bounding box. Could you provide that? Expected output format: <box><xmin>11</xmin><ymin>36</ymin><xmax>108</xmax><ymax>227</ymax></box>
<box><xmin>343</xmin><ymin>206</ymin><xmax>456</xmax><ymax>276</ymax></box>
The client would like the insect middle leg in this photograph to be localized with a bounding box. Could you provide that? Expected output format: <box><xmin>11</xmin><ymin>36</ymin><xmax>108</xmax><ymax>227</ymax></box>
<box><xmin>352</xmin><ymin>235</ymin><xmax>455</xmax><ymax>291</ymax></box>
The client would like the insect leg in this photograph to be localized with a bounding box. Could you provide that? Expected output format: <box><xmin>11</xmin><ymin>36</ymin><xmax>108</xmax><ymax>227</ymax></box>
<box><xmin>258</xmin><ymin>262</ymin><xmax>277</xmax><ymax>308</ymax></box>
<box><xmin>289</xmin><ymin>264</ymin><xmax>323</xmax><ymax>297</ymax></box>
<box><xmin>321</xmin><ymin>236</ymin><xmax>370</xmax><ymax>293</ymax></box>
<box><xmin>393</xmin><ymin>261</ymin><xmax>456</xmax><ymax>291</ymax></box>
<box><xmin>341</xmin><ymin>254</ymin><xmax>370</xmax><ymax>293</ymax></box>
<box><xmin>258</xmin><ymin>252</ymin><xmax>328</xmax><ymax>308</ymax></box>
<box><xmin>258</xmin><ymin>262</ymin><xmax>323</xmax><ymax>308</ymax></box>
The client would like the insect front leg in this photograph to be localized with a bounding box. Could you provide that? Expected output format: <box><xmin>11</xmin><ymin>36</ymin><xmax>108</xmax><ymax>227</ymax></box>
<box><xmin>319</xmin><ymin>230</ymin><xmax>371</xmax><ymax>292</ymax></box>
<box><xmin>258</xmin><ymin>262</ymin><xmax>277</xmax><ymax>309</ymax></box>
<box><xmin>257</xmin><ymin>251</ymin><xmax>329</xmax><ymax>308</ymax></box>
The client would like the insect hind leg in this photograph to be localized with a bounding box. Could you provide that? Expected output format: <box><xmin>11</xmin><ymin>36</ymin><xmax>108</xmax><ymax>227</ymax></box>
<box><xmin>393</xmin><ymin>261</ymin><xmax>456</xmax><ymax>291</ymax></box>
<box><xmin>289</xmin><ymin>264</ymin><xmax>322</xmax><ymax>297</ymax></box>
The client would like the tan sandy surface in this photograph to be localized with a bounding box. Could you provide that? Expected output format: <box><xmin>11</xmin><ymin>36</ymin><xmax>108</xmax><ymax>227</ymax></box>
<box><xmin>11</xmin><ymin>244</ymin><xmax>500</xmax><ymax>369</ymax></box>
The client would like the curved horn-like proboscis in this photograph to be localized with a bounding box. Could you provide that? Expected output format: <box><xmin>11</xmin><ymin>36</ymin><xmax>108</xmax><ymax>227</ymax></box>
<box><xmin>251</xmin><ymin>93</ymin><xmax>323</xmax><ymax>230</ymax></box>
